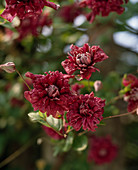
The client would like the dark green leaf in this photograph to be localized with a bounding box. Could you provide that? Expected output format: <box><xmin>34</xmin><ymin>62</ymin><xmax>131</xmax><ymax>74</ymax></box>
<box><xmin>73</xmin><ymin>135</ymin><xmax>88</xmax><ymax>152</ymax></box>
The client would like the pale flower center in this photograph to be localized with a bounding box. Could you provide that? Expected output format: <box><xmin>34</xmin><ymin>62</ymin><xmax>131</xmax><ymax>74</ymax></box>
<box><xmin>47</xmin><ymin>85</ymin><xmax>60</xmax><ymax>98</ymax></box>
<box><xmin>99</xmin><ymin>148</ymin><xmax>107</xmax><ymax>157</ymax></box>
<box><xmin>76</xmin><ymin>52</ymin><xmax>92</xmax><ymax>67</ymax></box>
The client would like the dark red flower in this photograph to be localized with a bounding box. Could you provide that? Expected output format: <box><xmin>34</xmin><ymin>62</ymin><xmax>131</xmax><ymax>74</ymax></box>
<box><xmin>24</xmin><ymin>71</ymin><xmax>74</xmax><ymax>118</ymax></box>
<box><xmin>67</xmin><ymin>92</ymin><xmax>105</xmax><ymax>131</ymax></box>
<box><xmin>127</xmin><ymin>87</ymin><xmax>138</xmax><ymax>112</ymax></box>
<box><xmin>122</xmin><ymin>74</ymin><xmax>138</xmax><ymax>112</ymax></box>
<box><xmin>10</xmin><ymin>97</ymin><xmax>24</xmax><ymax>107</ymax></box>
<box><xmin>0</xmin><ymin>0</ymin><xmax>59</xmax><ymax>22</ymax></box>
<box><xmin>88</xmin><ymin>136</ymin><xmax>118</xmax><ymax>164</ymax></box>
<box><xmin>71</xmin><ymin>83</ymin><xmax>84</xmax><ymax>95</ymax></box>
<box><xmin>16</xmin><ymin>12</ymin><xmax>52</xmax><ymax>40</ymax></box>
<box><xmin>42</xmin><ymin>126</ymin><xmax>64</xmax><ymax>140</ymax></box>
<box><xmin>122</xmin><ymin>74</ymin><xmax>137</xmax><ymax>88</ymax></box>
<box><xmin>61</xmin><ymin>43</ymin><xmax>108</xmax><ymax>80</ymax></box>
<box><xmin>80</xmin><ymin>0</ymin><xmax>128</xmax><ymax>23</ymax></box>
<box><xmin>58</xmin><ymin>3</ymin><xmax>83</xmax><ymax>23</ymax></box>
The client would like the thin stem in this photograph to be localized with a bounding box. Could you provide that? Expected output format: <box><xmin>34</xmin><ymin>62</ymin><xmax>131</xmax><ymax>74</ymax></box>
<box><xmin>44</xmin><ymin>119</ymin><xmax>65</xmax><ymax>138</ymax></box>
<box><xmin>66</xmin><ymin>128</ymin><xmax>74</xmax><ymax>134</ymax></box>
<box><xmin>106</xmin><ymin>95</ymin><xmax>123</xmax><ymax>106</ymax></box>
<box><xmin>78</xmin><ymin>130</ymin><xmax>88</xmax><ymax>136</ymax></box>
<box><xmin>0</xmin><ymin>139</ymin><xmax>33</xmax><ymax>168</ymax></box>
<box><xmin>42</xmin><ymin>113</ymin><xmax>65</xmax><ymax>138</ymax></box>
<box><xmin>15</xmin><ymin>68</ymin><xmax>31</xmax><ymax>90</ymax></box>
<box><xmin>103</xmin><ymin>109</ymin><xmax>136</xmax><ymax>120</ymax></box>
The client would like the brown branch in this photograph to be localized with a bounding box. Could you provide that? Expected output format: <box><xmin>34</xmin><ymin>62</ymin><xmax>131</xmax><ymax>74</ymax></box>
<box><xmin>78</xmin><ymin>130</ymin><xmax>88</xmax><ymax>136</ymax></box>
<box><xmin>0</xmin><ymin>139</ymin><xmax>33</xmax><ymax>168</ymax></box>
<box><xmin>103</xmin><ymin>109</ymin><xmax>136</xmax><ymax>120</ymax></box>
<box><xmin>106</xmin><ymin>95</ymin><xmax>123</xmax><ymax>106</ymax></box>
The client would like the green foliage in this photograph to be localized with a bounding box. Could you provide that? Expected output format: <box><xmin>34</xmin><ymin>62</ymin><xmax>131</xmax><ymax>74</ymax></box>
<box><xmin>72</xmin><ymin>135</ymin><xmax>88</xmax><ymax>152</ymax></box>
<box><xmin>28</xmin><ymin>111</ymin><xmax>63</xmax><ymax>131</ymax></box>
<box><xmin>53</xmin><ymin>132</ymin><xmax>74</xmax><ymax>156</ymax></box>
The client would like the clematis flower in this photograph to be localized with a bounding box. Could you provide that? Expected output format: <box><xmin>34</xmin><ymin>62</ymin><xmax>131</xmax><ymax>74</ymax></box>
<box><xmin>122</xmin><ymin>74</ymin><xmax>138</xmax><ymax>112</ymax></box>
<box><xmin>61</xmin><ymin>43</ymin><xmax>108</xmax><ymax>80</ymax></box>
<box><xmin>24</xmin><ymin>71</ymin><xmax>74</xmax><ymax>118</ymax></box>
<box><xmin>58</xmin><ymin>3</ymin><xmax>83</xmax><ymax>23</ymax></box>
<box><xmin>16</xmin><ymin>12</ymin><xmax>52</xmax><ymax>40</ymax></box>
<box><xmin>0</xmin><ymin>0</ymin><xmax>60</xmax><ymax>22</ymax></box>
<box><xmin>88</xmin><ymin>136</ymin><xmax>118</xmax><ymax>164</ymax></box>
<box><xmin>67</xmin><ymin>92</ymin><xmax>105</xmax><ymax>131</ymax></box>
<box><xmin>80</xmin><ymin>0</ymin><xmax>128</xmax><ymax>23</ymax></box>
<box><xmin>122</xmin><ymin>74</ymin><xmax>137</xmax><ymax>88</ymax></box>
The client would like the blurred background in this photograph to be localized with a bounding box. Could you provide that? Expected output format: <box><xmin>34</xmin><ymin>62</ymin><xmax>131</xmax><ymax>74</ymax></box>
<box><xmin>0</xmin><ymin>0</ymin><xmax>138</xmax><ymax>169</ymax></box>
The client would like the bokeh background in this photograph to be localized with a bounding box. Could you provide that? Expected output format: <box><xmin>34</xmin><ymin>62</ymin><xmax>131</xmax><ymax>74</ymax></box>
<box><xmin>0</xmin><ymin>0</ymin><xmax>138</xmax><ymax>170</ymax></box>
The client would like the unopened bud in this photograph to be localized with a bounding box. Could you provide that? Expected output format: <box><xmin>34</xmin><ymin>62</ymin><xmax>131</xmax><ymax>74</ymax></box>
<box><xmin>94</xmin><ymin>80</ymin><xmax>103</xmax><ymax>92</ymax></box>
<box><xmin>136</xmin><ymin>108</ymin><xmax>138</xmax><ymax>115</ymax></box>
<box><xmin>0</xmin><ymin>62</ymin><xmax>15</xmax><ymax>73</ymax></box>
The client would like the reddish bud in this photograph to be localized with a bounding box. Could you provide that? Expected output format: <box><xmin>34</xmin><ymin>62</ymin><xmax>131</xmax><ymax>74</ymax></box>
<box><xmin>0</xmin><ymin>62</ymin><xmax>15</xmax><ymax>73</ymax></box>
<box><xmin>94</xmin><ymin>80</ymin><xmax>103</xmax><ymax>92</ymax></box>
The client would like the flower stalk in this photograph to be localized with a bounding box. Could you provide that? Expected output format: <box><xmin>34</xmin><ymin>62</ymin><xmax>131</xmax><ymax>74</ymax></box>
<box><xmin>15</xmin><ymin>68</ymin><xmax>31</xmax><ymax>91</ymax></box>
<box><xmin>103</xmin><ymin>109</ymin><xmax>137</xmax><ymax>120</ymax></box>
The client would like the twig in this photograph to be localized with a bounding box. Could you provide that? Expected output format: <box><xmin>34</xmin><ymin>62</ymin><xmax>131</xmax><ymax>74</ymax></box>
<box><xmin>45</xmin><ymin>119</ymin><xmax>65</xmax><ymax>138</ymax></box>
<box><xmin>15</xmin><ymin>68</ymin><xmax>31</xmax><ymax>90</ymax></box>
<box><xmin>106</xmin><ymin>95</ymin><xmax>123</xmax><ymax>106</ymax></box>
<box><xmin>103</xmin><ymin>109</ymin><xmax>136</xmax><ymax>120</ymax></box>
<box><xmin>0</xmin><ymin>139</ymin><xmax>33</xmax><ymax>168</ymax></box>
<box><xmin>66</xmin><ymin>128</ymin><xmax>74</xmax><ymax>134</ymax></box>
<box><xmin>78</xmin><ymin>130</ymin><xmax>88</xmax><ymax>136</ymax></box>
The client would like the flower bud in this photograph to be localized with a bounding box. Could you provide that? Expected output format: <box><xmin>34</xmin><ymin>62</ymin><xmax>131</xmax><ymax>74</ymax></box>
<box><xmin>94</xmin><ymin>80</ymin><xmax>103</xmax><ymax>92</ymax></box>
<box><xmin>0</xmin><ymin>62</ymin><xmax>15</xmax><ymax>73</ymax></box>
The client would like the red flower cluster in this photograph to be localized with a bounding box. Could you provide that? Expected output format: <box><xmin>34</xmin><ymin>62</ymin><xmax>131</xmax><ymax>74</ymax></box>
<box><xmin>88</xmin><ymin>136</ymin><xmax>118</xmax><ymax>164</ymax></box>
<box><xmin>80</xmin><ymin>0</ymin><xmax>128</xmax><ymax>23</ymax></box>
<box><xmin>16</xmin><ymin>12</ymin><xmax>52</xmax><ymax>40</ymax></box>
<box><xmin>24</xmin><ymin>43</ymin><xmax>107</xmax><ymax>132</ymax></box>
<box><xmin>0</xmin><ymin>0</ymin><xmax>59</xmax><ymax>22</ymax></box>
<box><xmin>62</xmin><ymin>43</ymin><xmax>108</xmax><ymax>80</ymax></box>
<box><xmin>58</xmin><ymin>3</ymin><xmax>82</xmax><ymax>23</ymax></box>
<box><xmin>67</xmin><ymin>92</ymin><xmax>105</xmax><ymax>131</ymax></box>
<box><xmin>122</xmin><ymin>74</ymin><xmax>138</xmax><ymax>112</ymax></box>
<box><xmin>24</xmin><ymin>71</ymin><xmax>74</xmax><ymax>118</ymax></box>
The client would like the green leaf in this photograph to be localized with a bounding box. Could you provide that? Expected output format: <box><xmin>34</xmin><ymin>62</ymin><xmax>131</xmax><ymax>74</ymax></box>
<box><xmin>119</xmin><ymin>85</ymin><xmax>131</xmax><ymax>95</ymax></box>
<box><xmin>72</xmin><ymin>135</ymin><xmax>88</xmax><ymax>152</ymax></box>
<box><xmin>53</xmin><ymin>140</ymin><xmax>65</xmax><ymax>157</ymax></box>
<box><xmin>28</xmin><ymin>112</ymin><xmax>50</xmax><ymax>127</ymax></box>
<box><xmin>63</xmin><ymin>132</ymin><xmax>74</xmax><ymax>152</ymax></box>
<box><xmin>46</xmin><ymin>115</ymin><xmax>63</xmax><ymax>131</ymax></box>
<box><xmin>39</xmin><ymin>111</ymin><xmax>47</xmax><ymax>119</ymax></box>
<box><xmin>28</xmin><ymin>112</ymin><xmax>41</xmax><ymax>122</ymax></box>
<box><xmin>28</xmin><ymin>111</ymin><xmax>63</xmax><ymax>131</ymax></box>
